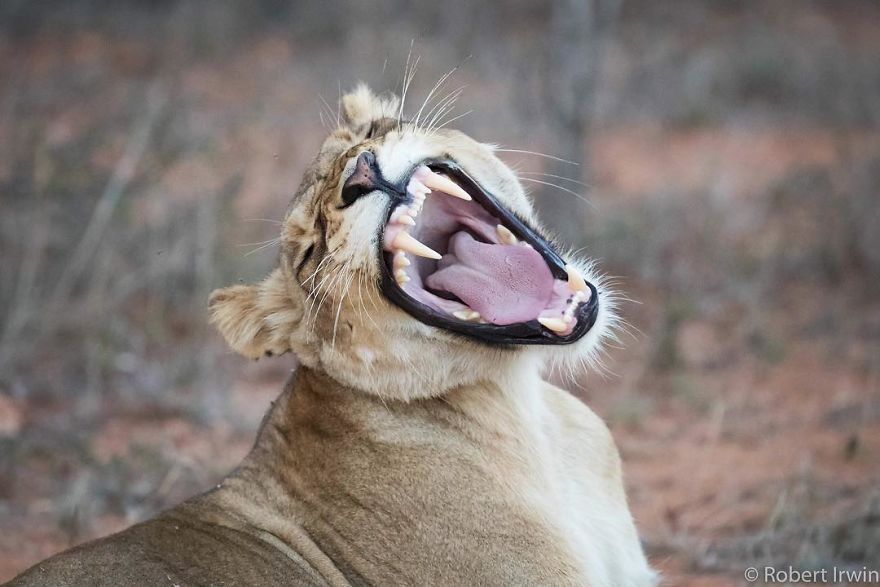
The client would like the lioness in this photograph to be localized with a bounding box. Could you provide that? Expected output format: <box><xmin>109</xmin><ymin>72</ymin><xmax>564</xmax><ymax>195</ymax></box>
<box><xmin>9</xmin><ymin>86</ymin><xmax>656</xmax><ymax>586</ymax></box>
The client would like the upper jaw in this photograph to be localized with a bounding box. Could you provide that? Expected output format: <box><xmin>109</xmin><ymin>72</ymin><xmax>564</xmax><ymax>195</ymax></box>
<box><xmin>377</xmin><ymin>159</ymin><xmax>599</xmax><ymax>346</ymax></box>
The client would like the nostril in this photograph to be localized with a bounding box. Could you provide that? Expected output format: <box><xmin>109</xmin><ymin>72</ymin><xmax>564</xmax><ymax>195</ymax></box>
<box><xmin>341</xmin><ymin>151</ymin><xmax>378</xmax><ymax>207</ymax></box>
<box><xmin>356</xmin><ymin>150</ymin><xmax>375</xmax><ymax>169</ymax></box>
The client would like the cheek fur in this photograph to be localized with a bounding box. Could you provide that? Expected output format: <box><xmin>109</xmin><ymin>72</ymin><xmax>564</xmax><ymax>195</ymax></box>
<box><xmin>331</xmin><ymin>196</ymin><xmax>388</xmax><ymax>271</ymax></box>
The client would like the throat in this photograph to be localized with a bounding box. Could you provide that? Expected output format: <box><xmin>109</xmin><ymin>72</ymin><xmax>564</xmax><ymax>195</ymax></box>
<box><xmin>241</xmin><ymin>363</ymin><xmax>547</xmax><ymax>471</ymax></box>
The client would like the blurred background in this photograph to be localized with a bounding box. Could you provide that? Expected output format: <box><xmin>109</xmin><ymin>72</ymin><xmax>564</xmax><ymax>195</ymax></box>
<box><xmin>1</xmin><ymin>1</ymin><xmax>879</xmax><ymax>584</ymax></box>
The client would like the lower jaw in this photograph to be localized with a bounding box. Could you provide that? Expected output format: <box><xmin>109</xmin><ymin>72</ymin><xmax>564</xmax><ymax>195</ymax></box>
<box><xmin>379</xmin><ymin>273</ymin><xmax>599</xmax><ymax>346</ymax></box>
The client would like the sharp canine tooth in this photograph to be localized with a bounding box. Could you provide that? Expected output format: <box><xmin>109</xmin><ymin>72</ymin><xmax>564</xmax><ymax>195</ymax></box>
<box><xmin>496</xmin><ymin>225</ymin><xmax>518</xmax><ymax>245</ymax></box>
<box><xmin>467</xmin><ymin>310</ymin><xmax>481</xmax><ymax>320</ymax></box>
<box><xmin>565</xmin><ymin>264</ymin><xmax>587</xmax><ymax>292</ymax></box>
<box><xmin>422</xmin><ymin>172</ymin><xmax>472</xmax><ymax>201</ymax></box>
<box><xmin>393</xmin><ymin>231</ymin><xmax>442</xmax><ymax>260</ymax></box>
<box><xmin>538</xmin><ymin>317</ymin><xmax>569</xmax><ymax>333</ymax></box>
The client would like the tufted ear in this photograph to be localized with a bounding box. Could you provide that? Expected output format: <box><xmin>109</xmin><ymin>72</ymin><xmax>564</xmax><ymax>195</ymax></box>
<box><xmin>208</xmin><ymin>268</ymin><xmax>301</xmax><ymax>360</ymax></box>
<box><xmin>341</xmin><ymin>83</ymin><xmax>400</xmax><ymax>130</ymax></box>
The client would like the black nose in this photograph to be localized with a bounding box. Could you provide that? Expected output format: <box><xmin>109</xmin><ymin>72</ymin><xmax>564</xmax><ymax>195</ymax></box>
<box><xmin>341</xmin><ymin>151</ymin><xmax>379</xmax><ymax>207</ymax></box>
<box><xmin>339</xmin><ymin>151</ymin><xmax>405</xmax><ymax>208</ymax></box>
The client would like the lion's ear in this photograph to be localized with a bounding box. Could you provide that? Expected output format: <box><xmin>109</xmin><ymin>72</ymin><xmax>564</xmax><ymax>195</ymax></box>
<box><xmin>341</xmin><ymin>83</ymin><xmax>400</xmax><ymax>130</ymax></box>
<box><xmin>208</xmin><ymin>268</ymin><xmax>301</xmax><ymax>360</ymax></box>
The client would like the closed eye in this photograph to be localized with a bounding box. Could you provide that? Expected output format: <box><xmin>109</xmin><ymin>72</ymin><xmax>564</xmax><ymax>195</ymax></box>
<box><xmin>295</xmin><ymin>243</ymin><xmax>316</xmax><ymax>277</ymax></box>
<box><xmin>365</xmin><ymin>121</ymin><xmax>377</xmax><ymax>139</ymax></box>
<box><xmin>363</xmin><ymin>117</ymin><xmax>398</xmax><ymax>141</ymax></box>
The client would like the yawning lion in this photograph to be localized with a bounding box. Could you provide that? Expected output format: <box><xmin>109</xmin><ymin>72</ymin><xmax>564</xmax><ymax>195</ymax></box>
<box><xmin>10</xmin><ymin>85</ymin><xmax>656</xmax><ymax>587</ymax></box>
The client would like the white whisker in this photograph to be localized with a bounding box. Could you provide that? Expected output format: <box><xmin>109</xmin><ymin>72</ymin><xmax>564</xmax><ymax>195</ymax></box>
<box><xmin>336</xmin><ymin>80</ymin><xmax>342</xmax><ymax>127</ymax></box>
<box><xmin>310</xmin><ymin>256</ymin><xmax>353</xmax><ymax>330</ymax></box>
<box><xmin>237</xmin><ymin>238</ymin><xmax>280</xmax><ymax>247</ymax></box>
<box><xmin>239</xmin><ymin>237</ymin><xmax>281</xmax><ymax>257</ymax></box>
<box><xmin>318</xmin><ymin>94</ymin><xmax>338</xmax><ymax>129</ymax></box>
<box><xmin>424</xmin><ymin>86</ymin><xmax>466</xmax><ymax>133</ymax></box>
<box><xmin>519</xmin><ymin>177</ymin><xmax>595</xmax><ymax>208</ymax></box>
<box><xmin>242</xmin><ymin>218</ymin><xmax>282</xmax><ymax>225</ymax></box>
<box><xmin>398</xmin><ymin>42</ymin><xmax>419</xmax><ymax>126</ymax></box>
<box><xmin>414</xmin><ymin>64</ymin><xmax>460</xmax><ymax>128</ymax></box>
<box><xmin>300</xmin><ymin>247</ymin><xmax>339</xmax><ymax>288</ymax></box>
<box><xmin>432</xmin><ymin>109</ymin><xmax>472</xmax><ymax>131</ymax></box>
<box><xmin>355</xmin><ymin>269</ymin><xmax>380</xmax><ymax>330</ymax></box>
<box><xmin>495</xmin><ymin>148</ymin><xmax>579</xmax><ymax>166</ymax></box>
<box><xmin>331</xmin><ymin>267</ymin><xmax>356</xmax><ymax>348</ymax></box>
<box><xmin>518</xmin><ymin>171</ymin><xmax>590</xmax><ymax>188</ymax></box>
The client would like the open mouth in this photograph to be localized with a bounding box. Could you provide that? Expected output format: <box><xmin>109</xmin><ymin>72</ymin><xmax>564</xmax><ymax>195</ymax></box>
<box><xmin>379</xmin><ymin>160</ymin><xmax>598</xmax><ymax>345</ymax></box>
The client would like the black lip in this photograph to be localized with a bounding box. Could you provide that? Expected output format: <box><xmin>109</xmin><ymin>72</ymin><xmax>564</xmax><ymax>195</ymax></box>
<box><xmin>377</xmin><ymin>159</ymin><xmax>599</xmax><ymax>346</ymax></box>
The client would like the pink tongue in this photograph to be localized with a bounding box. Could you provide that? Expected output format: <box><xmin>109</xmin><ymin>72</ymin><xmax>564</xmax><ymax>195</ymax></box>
<box><xmin>425</xmin><ymin>232</ymin><xmax>554</xmax><ymax>325</ymax></box>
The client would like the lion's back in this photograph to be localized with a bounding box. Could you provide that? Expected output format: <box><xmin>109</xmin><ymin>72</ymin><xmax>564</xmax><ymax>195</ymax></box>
<box><xmin>8</xmin><ymin>511</ymin><xmax>327</xmax><ymax>586</ymax></box>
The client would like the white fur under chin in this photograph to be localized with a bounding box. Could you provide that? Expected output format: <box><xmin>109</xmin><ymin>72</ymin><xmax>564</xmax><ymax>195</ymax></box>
<box><xmin>315</xmin><ymin>326</ymin><xmax>528</xmax><ymax>401</ymax></box>
<box><xmin>539</xmin><ymin>256</ymin><xmax>622</xmax><ymax>383</ymax></box>
<box><xmin>310</xmin><ymin>237</ymin><xmax>618</xmax><ymax>401</ymax></box>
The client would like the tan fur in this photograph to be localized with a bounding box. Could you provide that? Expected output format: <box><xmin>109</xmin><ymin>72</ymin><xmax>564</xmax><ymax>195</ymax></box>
<box><xmin>10</xmin><ymin>86</ymin><xmax>656</xmax><ymax>586</ymax></box>
<box><xmin>208</xmin><ymin>267</ymin><xmax>302</xmax><ymax>359</ymax></box>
